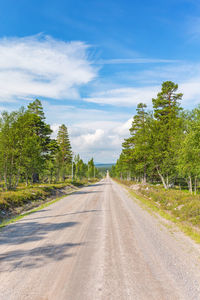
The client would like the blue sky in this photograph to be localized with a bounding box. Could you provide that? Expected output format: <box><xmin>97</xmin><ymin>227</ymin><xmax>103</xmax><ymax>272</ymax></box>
<box><xmin>0</xmin><ymin>0</ymin><xmax>200</xmax><ymax>162</ymax></box>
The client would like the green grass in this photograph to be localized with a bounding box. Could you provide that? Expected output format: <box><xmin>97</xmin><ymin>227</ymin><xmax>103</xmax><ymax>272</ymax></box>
<box><xmin>0</xmin><ymin>178</ymin><xmax>97</xmax><ymax>212</ymax></box>
<box><xmin>115</xmin><ymin>179</ymin><xmax>200</xmax><ymax>244</ymax></box>
<box><xmin>0</xmin><ymin>178</ymin><xmax>99</xmax><ymax>229</ymax></box>
<box><xmin>0</xmin><ymin>183</ymin><xmax>69</xmax><ymax>211</ymax></box>
<box><xmin>0</xmin><ymin>194</ymin><xmax>70</xmax><ymax>229</ymax></box>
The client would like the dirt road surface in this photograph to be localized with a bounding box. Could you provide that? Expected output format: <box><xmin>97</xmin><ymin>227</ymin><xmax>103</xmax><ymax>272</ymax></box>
<box><xmin>0</xmin><ymin>176</ymin><xmax>200</xmax><ymax>299</ymax></box>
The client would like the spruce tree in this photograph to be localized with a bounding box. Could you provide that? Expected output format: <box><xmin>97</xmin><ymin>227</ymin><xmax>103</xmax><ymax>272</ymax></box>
<box><xmin>151</xmin><ymin>81</ymin><xmax>183</xmax><ymax>188</ymax></box>
<box><xmin>57</xmin><ymin>124</ymin><xmax>72</xmax><ymax>180</ymax></box>
<box><xmin>27</xmin><ymin>99</ymin><xmax>52</xmax><ymax>182</ymax></box>
<box><xmin>27</xmin><ymin>99</ymin><xmax>45</xmax><ymax>119</ymax></box>
<box><xmin>127</xmin><ymin>103</ymin><xmax>152</xmax><ymax>183</ymax></box>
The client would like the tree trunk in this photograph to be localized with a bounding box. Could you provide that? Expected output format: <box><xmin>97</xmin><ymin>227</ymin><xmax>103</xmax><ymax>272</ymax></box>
<box><xmin>188</xmin><ymin>176</ymin><xmax>192</xmax><ymax>194</ymax></box>
<box><xmin>143</xmin><ymin>169</ymin><xmax>147</xmax><ymax>184</ymax></box>
<box><xmin>26</xmin><ymin>173</ymin><xmax>28</xmax><ymax>186</ymax></box>
<box><xmin>156</xmin><ymin>167</ymin><xmax>168</xmax><ymax>189</ymax></box>
<box><xmin>4</xmin><ymin>172</ymin><xmax>8</xmax><ymax>191</ymax></box>
<box><xmin>194</xmin><ymin>176</ymin><xmax>197</xmax><ymax>195</ymax></box>
<box><xmin>32</xmin><ymin>172</ymin><xmax>39</xmax><ymax>183</ymax></box>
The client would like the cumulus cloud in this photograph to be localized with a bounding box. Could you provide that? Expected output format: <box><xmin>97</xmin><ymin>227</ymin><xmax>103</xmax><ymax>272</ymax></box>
<box><xmin>71</xmin><ymin>119</ymin><xmax>133</xmax><ymax>162</ymax></box>
<box><xmin>51</xmin><ymin>114</ymin><xmax>133</xmax><ymax>163</ymax></box>
<box><xmin>0</xmin><ymin>34</ymin><xmax>96</xmax><ymax>101</ymax></box>
<box><xmin>180</xmin><ymin>79</ymin><xmax>200</xmax><ymax>106</ymax></box>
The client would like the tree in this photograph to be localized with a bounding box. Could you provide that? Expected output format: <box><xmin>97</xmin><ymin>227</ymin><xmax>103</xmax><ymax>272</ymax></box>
<box><xmin>57</xmin><ymin>124</ymin><xmax>72</xmax><ymax>181</ymax></box>
<box><xmin>177</xmin><ymin>108</ymin><xmax>200</xmax><ymax>193</ymax></box>
<box><xmin>88</xmin><ymin>158</ymin><xmax>95</xmax><ymax>178</ymax></box>
<box><xmin>124</xmin><ymin>103</ymin><xmax>152</xmax><ymax>183</ymax></box>
<box><xmin>27</xmin><ymin>99</ymin><xmax>45</xmax><ymax>119</ymax></box>
<box><xmin>151</xmin><ymin>81</ymin><xmax>183</xmax><ymax>189</ymax></box>
<box><xmin>14</xmin><ymin>111</ymin><xmax>43</xmax><ymax>186</ymax></box>
<box><xmin>0</xmin><ymin>111</ymin><xmax>20</xmax><ymax>189</ymax></box>
<box><xmin>0</xmin><ymin>100</ymin><xmax>76</xmax><ymax>188</ymax></box>
<box><xmin>27</xmin><ymin>99</ymin><xmax>52</xmax><ymax>182</ymax></box>
<box><xmin>74</xmin><ymin>154</ymin><xmax>88</xmax><ymax>179</ymax></box>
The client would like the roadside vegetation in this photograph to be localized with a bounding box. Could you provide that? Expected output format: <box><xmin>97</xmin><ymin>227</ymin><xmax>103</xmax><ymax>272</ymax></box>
<box><xmin>111</xmin><ymin>81</ymin><xmax>200</xmax><ymax>194</ymax></box>
<box><xmin>115</xmin><ymin>179</ymin><xmax>200</xmax><ymax>243</ymax></box>
<box><xmin>111</xmin><ymin>81</ymin><xmax>200</xmax><ymax>240</ymax></box>
<box><xmin>0</xmin><ymin>99</ymin><xmax>101</xmax><ymax>219</ymax></box>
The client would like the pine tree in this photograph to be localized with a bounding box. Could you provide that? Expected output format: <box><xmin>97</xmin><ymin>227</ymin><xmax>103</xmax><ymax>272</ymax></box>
<box><xmin>151</xmin><ymin>81</ymin><xmax>183</xmax><ymax>188</ymax></box>
<box><xmin>88</xmin><ymin>158</ymin><xmax>95</xmax><ymax>178</ymax></box>
<box><xmin>126</xmin><ymin>103</ymin><xmax>152</xmax><ymax>183</ymax></box>
<box><xmin>27</xmin><ymin>99</ymin><xmax>45</xmax><ymax>119</ymax></box>
<box><xmin>57</xmin><ymin>124</ymin><xmax>72</xmax><ymax>180</ymax></box>
<box><xmin>27</xmin><ymin>99</ymin><xmax>52</xmax><ymax>182</ymax></box>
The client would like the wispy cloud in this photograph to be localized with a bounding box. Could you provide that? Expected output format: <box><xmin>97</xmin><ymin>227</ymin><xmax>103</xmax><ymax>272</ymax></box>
<box><xmin>187</xmin><ymin>17</ymin><xmax>200</xmax><ymax>40</ymax></box>
<box><xmin>85</xmin><ymin>61</ymin><xmax>200</xmax><ymax>108</ymax></box>
<box><xmin>97</xmin><ymin>58</ymin><xmax>180</xmax><ymax>64</ymax></box>
<box><xmin>0</xmin><ymin>34</ymin><xmax>97</xmax><ymax>102</ymax></box>
<box><xmin>84</xmin><ymin>86</ymin><xmax>159</xmax><ymax>107</ymax></box>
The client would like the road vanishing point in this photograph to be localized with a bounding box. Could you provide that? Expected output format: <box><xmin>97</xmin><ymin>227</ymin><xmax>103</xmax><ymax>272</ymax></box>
<box><xmin>1</xmin><ymin>176</ymin><xmax>200</xmax><ymax>299</ymax></box>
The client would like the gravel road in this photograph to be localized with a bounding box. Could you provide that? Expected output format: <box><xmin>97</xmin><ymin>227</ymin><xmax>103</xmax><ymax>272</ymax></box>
<box><xmin>0</xmin><ymin>176</ymin><xmax>200</xmax><ymax>299</ymax></box>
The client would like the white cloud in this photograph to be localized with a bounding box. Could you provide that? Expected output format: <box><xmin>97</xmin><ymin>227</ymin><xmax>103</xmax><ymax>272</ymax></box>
<box><xmin>70</xmin><ymin>119</ymin><xmax>133</xmax><ymax>163</ymax></box>
<box><xmin>98</xmin><ymin>58</ymin><xmax>180</xmax><ymax>64</ymax></box>
<box><xmin>0</xmin><ymin>35</ymin><xmax>96</xmax><ymax>101</ymax></box>
<box><xmin>180</xmin><ymin>79</ymin><xmax>200</xmax><ymax>106</ymax></box>
<box><xmin>84</xmin><ymin>62</ymin><xmax>200</xmax><ymax>108</ymax></box>
<box><xmin>114</xmin><ymin>118</ymin><xmax>133</xmax><ymax>137</ymax></box>
<box><xmin>49</xmin><ymin>105</ymin><xmax>133</xmax><ymax>163</ymax></box>
<box><xmin>84</xmin><ymin>86</ymin><xmax>159</xmax><ymax>106</ymax></box>
<box><xmin>187</xmin><ymin>17</ymin><xmax>200</xmax><ymax>40</ymax></box>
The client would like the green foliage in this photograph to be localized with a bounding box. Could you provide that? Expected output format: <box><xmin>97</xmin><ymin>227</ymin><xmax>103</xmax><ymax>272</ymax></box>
<box><xmin>137</xmin><ymin>185</ymin><xmax>200</xmax><ymax>226</ymax></box>
<box><xmin>0</xmin><ymin>99</ymin><xmax>93</xmax><ymax>191</ymax></box>
<box><xmin>74</xmin><ymin>154</ymin><xmax>88</xmax><ymax>179</ymax></box>
<box><xmin>112</xmin><ymin>81</ymin><xmax>199</xmax><ymax>192</ymax></box>
<box><xmin>0</xmin><ymin>185</ymin><xmax>58</xmax><ymax>210</ymax></box>
<box><xmin>56</xmin><ymin>124</ymin><xmax>72</xmax><ymax>181</ymax></box>
<box><xmin>118</xmin><ymin>179</ymin><xmax>200</xmax><ymax>234</ymax></box>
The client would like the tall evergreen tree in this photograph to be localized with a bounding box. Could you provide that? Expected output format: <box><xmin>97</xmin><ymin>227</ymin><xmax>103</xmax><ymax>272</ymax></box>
<box><xmin>151</xmin><ymin>81</ymin><xmax>183</xmax><ymax>188</ymax></box>
<box><xmin>57</xmin><ymin>124</ymin><xmax>72</xmax><ymax>180</ymax></box>
<box><xmin>124</xmin><ymin>103</ymin><xmax>152</xmax><ymax>183</ymax></box>
<box><xmin>27</xmin><ymin>99</ymin><xmax>52</xmax><ymax>182</ymax></box>
<box><xmin>27</xmin><ymin>99</ymin><xmax>45</xmax><ymax>119</ymax></box>
<box><xmin>88</xmin><ymin>158</ymin><xmax>95</xmax><ymax>178</ymax></box>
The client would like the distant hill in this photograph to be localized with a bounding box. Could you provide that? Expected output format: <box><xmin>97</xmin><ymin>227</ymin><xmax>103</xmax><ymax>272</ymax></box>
<box><xmin>95</xmin><ymin>163</ymin><xmax>115</xmax><ymax>171</ymax></box>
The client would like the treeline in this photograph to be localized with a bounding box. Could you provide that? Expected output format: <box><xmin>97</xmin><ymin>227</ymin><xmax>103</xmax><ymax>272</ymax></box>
<box><xmin>0</xmin><ymin>99</ymin><xmax>100</xmax><ymax>190</ymax></box>
<box><xmin>111</xmin><ymin>81</ymin><xmax>200</xmax><ymax>193</ymax></box>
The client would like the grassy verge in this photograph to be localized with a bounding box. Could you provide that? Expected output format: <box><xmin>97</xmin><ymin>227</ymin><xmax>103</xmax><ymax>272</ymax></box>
<box><xmin>0</xmin><ymin>178</ymin><xmax>99</xmax><ymax>225</ymax></box>
<box><xmin>114</xmin><ymin>178</ymin><xmax>200</xmax><ymax>244</ymax></box>
<box><xmin>0</xmin><ymin>194</ymin><xmax>69</xmax><ymax>229</ymax></box>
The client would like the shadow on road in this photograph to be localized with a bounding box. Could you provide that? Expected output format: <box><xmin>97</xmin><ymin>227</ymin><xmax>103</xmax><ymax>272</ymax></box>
<box><xmin>0</xmin><ymin>241</ymin><xmax>83</xmax><ymax>271</ymax></box>
<box><xmin>22</xmin><ymin>209</ymin><xmax>103</xmax><ymax>221</ymax></box>
<box><xmin>0</xmin><ymin>181</ymin><xmax>106</xmax><ymax>272</ymax></box>
<box><xmin>74</xmin><ymin>190</ymin><xmax>102</xmax><ymax>195</ymax></box>
<box><xmin>0</xmin><ymin>219</ymin><xmax>83</xmax><ymax>271</ymax></box>
<box><xmin>0</xmin><ymin>221</ymin><xmax>79</xmax><ymax>245</ymax></box>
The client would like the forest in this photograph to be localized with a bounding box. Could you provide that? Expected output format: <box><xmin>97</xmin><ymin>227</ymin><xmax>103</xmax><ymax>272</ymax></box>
<box><xmin>0</xmin><ymin>99</ymin><xmax>100</xmax><ymax>191</ymax></box>
<box><xmin>111</xmin><ymin>81</ymin><xmax>200</xmax><ymax>194</ymax></box>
